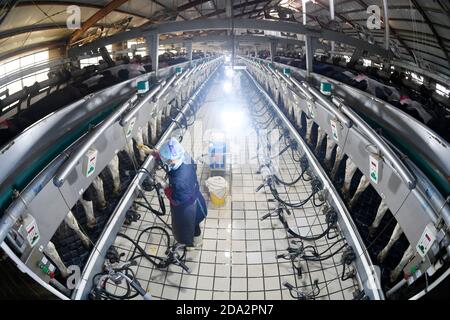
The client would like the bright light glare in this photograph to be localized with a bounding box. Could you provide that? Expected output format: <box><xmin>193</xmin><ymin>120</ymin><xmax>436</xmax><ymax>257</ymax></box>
<box><xmin>225</xmin><ymin>55</ymin><xmax>231</xmax><ymax>62</ymax></box>
<box><xmin>223</xmin><ymin>81</ymin><xmax>232</xmax><ymax>92</ymax></box>
<box><xmin>225</xmin><ymin>67</ymin><xmax>234</xmax><ymax>77</ymax></box>
<box><xmin>222</xmin><ymin>109</ymin><xmax>246</xmax><ymax>130</ymax></box>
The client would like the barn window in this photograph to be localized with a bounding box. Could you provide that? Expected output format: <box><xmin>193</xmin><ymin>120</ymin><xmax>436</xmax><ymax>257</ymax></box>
<box><xmin>127</xmin><ymin>39</ymin><xmax>147</xmax><ymax>58</ymax></box>
<box><xmin>410</xmin><ymin>72</ymin><xmax>424</xmax><ymax>85</ymax></box>
<box><xmin>80</xmin><ymin>56</ymin><xmax>101</xmax><ymax>68</ymax></box>
<box><xmin>436</xmin><ymin>83</ymin><xmax>449</xmax><ymax>98</ymax></box>
<box><xmin>0</xmin><ymin>50</ymin><xmax>49</xmax><ymax>95</ymax></box>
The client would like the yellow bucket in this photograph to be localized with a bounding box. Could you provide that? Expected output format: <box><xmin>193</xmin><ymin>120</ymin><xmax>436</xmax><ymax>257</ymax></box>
<box><xmin>210</xmin><ymin>192</ymin><xmax>226</xmax><ymax>206</ymax></box>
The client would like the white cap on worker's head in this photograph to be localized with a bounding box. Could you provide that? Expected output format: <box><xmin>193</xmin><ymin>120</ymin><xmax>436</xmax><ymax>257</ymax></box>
<box><xmin>159</xmin><ymin>137</ymin><xmax>185</xmax><ymax>163</ymax></box>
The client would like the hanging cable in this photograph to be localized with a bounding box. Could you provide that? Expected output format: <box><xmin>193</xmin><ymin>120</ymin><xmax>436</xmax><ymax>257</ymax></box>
<box><xmin>283</xmin><ymin>280</ymin><xmax>321</xmax><ymax>300</ymax></box>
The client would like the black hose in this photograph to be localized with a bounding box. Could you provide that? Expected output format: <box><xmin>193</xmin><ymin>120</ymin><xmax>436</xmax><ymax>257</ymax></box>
<box><xmin>268</xmin><ymin>181</ymin><xmax>316</xmax><ymax>208</ymax></box>
<box><xmin>302</xmin><ymin>244</ymin><xmax>348</xmax><ymax>262</ymax></box>
<box><xmin>133</xmin><ymin>201</ymin><xmax>172</xmax><ymax>230</ymax></box>
<box><xmin>279</xmin><ymin>209</ymin><xmax>338</xmax><ymax>242</ymax></box>
<box><xmin>91</xmin><ymin>268</ymin><xmax>140</xmax><ymax>300</ymax></box>
<box><xmin>273</xmin><ymin>167</ymin><xmax>305</xmax><ymax>186</ymax></box>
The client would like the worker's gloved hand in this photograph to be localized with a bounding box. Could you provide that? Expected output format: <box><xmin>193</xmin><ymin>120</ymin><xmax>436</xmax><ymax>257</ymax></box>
<box><xmin>164</xmin><ymin>187</ymin><xmax>174</xmax><ymax>205</ymax></box>
<box><xmin>137</xmin><ymin>144</ymin><xmax>160</xmax><ymax>159</ymax></box>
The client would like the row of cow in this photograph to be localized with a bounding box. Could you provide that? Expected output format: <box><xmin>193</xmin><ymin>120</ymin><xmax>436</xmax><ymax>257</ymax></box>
<box><xmin>270</xmin><ymin>55</ymin><xmax>449</xmax><ymax>142</ymax></box>
<box><xmin>247</xmin><ymin>63</ymin><xmax>415</xmax><ymax>293</ymax></box>
<box><xmin>292</xmin><ymin>94</ymin><xmax>414</xmax><ymax>286</ymax></box>
<box><xmin>44</xmin><ymin>124</ymin><xmax>153</xmax><ymax>281</ymax></box>
<box><xmin>40</xmin><ymin>66</ymin><xmax>211</xmax><ymax>289</ymax></box>
<box><xmin>0</xmin><ymin>53</ymin><xmax>211</xmax><ymax>149</ymax></box>
<box><xmin>298</xmin><ymin>97</ymin><xmax>414</xmax><ymax>283</ymax></box>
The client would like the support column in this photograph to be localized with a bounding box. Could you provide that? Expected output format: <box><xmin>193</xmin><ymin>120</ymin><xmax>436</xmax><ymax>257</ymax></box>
<box><xmin>112</xmin><ymin>42</ymin><xmax>125</xmax><ymax>59</ymax></box>
<box><xmin>145</xmin><ymin>32</ymin><xmax>159</xmax><ymax>73</ymax></box>
<box><xmin>382</xmin><ymin>0</ymin><xmax>390</xmax><ymax>50</ymax></box>
<box><xmin>305</xmin><ymin>35</ymin><xmax>313</xmax><ymax>78</ymax></box>
<box><xmin>302</xmin><ymin>0</ymin><xmax>308</xmax><ymax>25</ymax></box>
<box><xmin>330</xmin><ymin>0</ymin><xmax>335</xmax><ymax>52</ymax></box>
<box><xmin>186</xmin><ymin>41</ymin><xmax>193</xmax><ymax>62</ymax></box>
<box><xmin>225</xmin><ymin>0</ymin><xmax>235</xmax><ymax>67</ymax></box>
<box><xmin>270</xmin><ymin>40</ymin><xmax>277</xmax><ymax>63</ymax></box>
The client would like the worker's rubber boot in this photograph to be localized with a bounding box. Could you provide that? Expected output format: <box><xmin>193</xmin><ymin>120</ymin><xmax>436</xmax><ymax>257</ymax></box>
<box><xmin>193</xmin><ymin>234</ymin><xmax>203</xmax><ymax>247</ymax></box>
<box><xmin>186</xmin><ymin>232</ymin><xmax>203</xmax><ymax>251</ymax></box>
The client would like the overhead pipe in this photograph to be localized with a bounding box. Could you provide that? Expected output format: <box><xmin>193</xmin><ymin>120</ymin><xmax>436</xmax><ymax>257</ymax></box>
<box><xmin>187</xmin><ymin>63</ymin><xmax>201</xmax><ymax>76</ymax></box>
<box><xmin>173</xmin><ymin>66</ymin><xmax>192</xmax><ymax>86</ymax></box>
<box><xmin>263</xmin><ymin>64</ymin><xmax>281</xmax><ymax>80</ymax></box>
<box><xmin>275</xmin><ymin>69</ymin><xmax>293</xmax><ymax>86</ymax></box>
<box><xmin>120</xmin><ymin>81</ymin><xmax>166</xmax><ymax>126</ymax></box>
<box><xmin>289</xmin><ymin>76</ymin><xmax>314</xmax><ymax>101</ymax></box>
<box><xmin>153</xmin><ymin>73</ymin><xmax>178</xmax><ymax>102</ymax></box>
<box><xmin>305</xmin><ymin>82</ymin><xmax>352</xmax><ymax>128</ymax></box>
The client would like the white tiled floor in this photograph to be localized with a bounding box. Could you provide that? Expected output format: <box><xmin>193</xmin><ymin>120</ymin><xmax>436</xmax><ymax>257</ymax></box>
<box><xmin>109</xmin><ymin>71</ymin><xmax>360</xmax><ymax>300</ymax></box>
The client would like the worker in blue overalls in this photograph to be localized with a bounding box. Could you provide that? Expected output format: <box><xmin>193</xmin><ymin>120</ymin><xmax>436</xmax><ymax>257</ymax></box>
<box><xmin>140</xmin><ymin>138</ymin><xmax>207</xmax><ymax>250</ymax></box>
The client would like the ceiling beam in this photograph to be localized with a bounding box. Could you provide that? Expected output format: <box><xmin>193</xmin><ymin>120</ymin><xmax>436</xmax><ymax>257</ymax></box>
<box><xmin>409</xmin><ymin>0</ymin><xmax>450</xmax><ymax>67</ymax></box>
<box><xmin>249</xmin><ymin>0</ymin><xmax>281</xmax><ymax>19</ymax></box>
<box><xmin>15</xmin><ymin>1</ymin><xmax>150</xmax><ymax>20</ymax></box>
<box><xmin>160</xmin><ymin>34</ymin><xmax>306</xmax><ymax>46</ymax></box>
<box><xmin>313</xmin><ymin>0</ymin><xmax>416</xmax><ymax>61</ymax></box>
<box><xmin>353</xmin><ymin>0</ymin><xmax>418</xmax><ymax>61</ymax></box>
<box><xmin>177</xmin><ymin>0</ymin><xmax>211</xmax><ymax>12</ymax></box>
<box><xmin>69</xmin><ymin>18</ymin><xmax>389</xmax><ymax>58</ymax></box>
<box><xmin>69</xmin><ymin>0</ymin><xmax>130</xmax><ymax>45</ymax></box>
<box><xmin>201</xmin><ymin>0</ymin><xmax>267</xmax><ymax>18</ymax></box>
<box><xmin>0</xmin><ymin>22</ymin><xmax>117</xmax><ymax>41</ymax></box>
<box><xmin>308</xmin><ymin>0</ymin><xmax>354</xmax><ymax>16</ymax></box>
<box><xmin>0</xmin><ymin>0</ymin><xmax>19</xmax><ymax>26</ymax></box>
<box><xmin>435</xmin><ymin>0</ymin><xmax>450</xmax><ymax>20</ymax></box>
<box><xmin>314</xmin><ymin>0</ymin><xmax>358</xmax><ymax>28</ymax></box>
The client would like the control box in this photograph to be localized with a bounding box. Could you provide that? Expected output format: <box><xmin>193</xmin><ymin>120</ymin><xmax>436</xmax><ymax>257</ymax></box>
<box><xmin>21</xmin><ymin>214</ymin><xmax>40</xmax><ymax>248</ymax></box>
<box><xmin>330</xmin><ymin>119</ymin><xmax>339</xmax><ymax>142</ymax></box>
<box><xmin>369</xmin><ymin>154</ymin><xmax>382</xmax><ymax>184</ymax></box>
<box><xmin>416</xmin><ymin>223</ymin><xmax>437</xmax><ymax>258</ymax></box>
<box><xmin>307</xmin><ymin>101</ymin><xmax>315</xmax><ymax>118</ymax></box>
<box><xmin>37</xmin><ymin>256</ymin><xmax>56</xmax><ymax>279</ymax></box>
<box><xmin>126</xmin><ymin>117</ymin><xmax>136</xmax><ymax>138</ymax></box>
<box><xmin>320</xmin><ymin>82</ymin><xmax>332</xmax><ymax>96</ymax></box>
<box><xmin>137</xmin><ymin>81</ymin><xmax>149</xmax><ymax>94</ymax></box>
<box><xmin>82</xmin><ymin>148</ymin><xmax>97</xmax><ymax>178</ymax></box>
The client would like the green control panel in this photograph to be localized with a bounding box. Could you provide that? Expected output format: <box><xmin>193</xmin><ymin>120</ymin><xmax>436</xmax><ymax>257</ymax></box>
<box><xmin>37</xmin><ymin>256</ymin><xmax>56</xmax><ymax>279</ymax></box>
